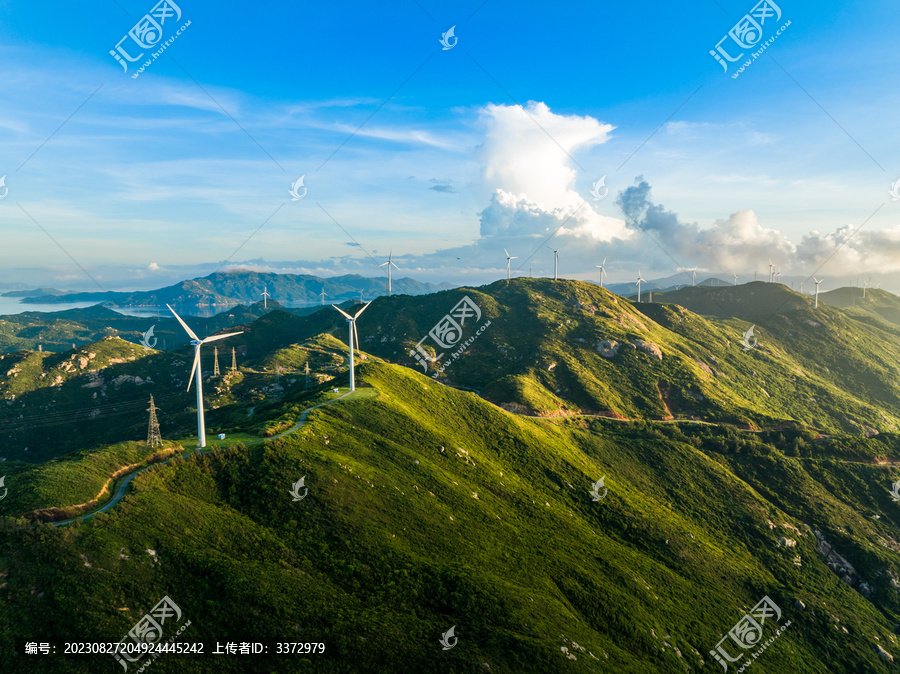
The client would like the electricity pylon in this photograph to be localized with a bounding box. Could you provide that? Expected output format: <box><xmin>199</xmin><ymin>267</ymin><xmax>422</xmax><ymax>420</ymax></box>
<box><xmin>147</xmin><ymin>395</ymin><xmax>162</xmax><ymax>447</ymax></box>
<box><xmin>213</xmin><ymin>347</ymin><xmax>220</xmax><ymax>376</ymax></box>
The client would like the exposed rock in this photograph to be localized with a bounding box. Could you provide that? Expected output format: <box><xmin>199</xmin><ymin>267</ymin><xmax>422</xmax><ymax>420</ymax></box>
<box><xmin>597</xmin><ymin>340</ymin><xmax>620</xmax><ymax>358</ymax></box>
<box><xmin>778</xmin><ymin>537</ymin><xmax>797</xmax><ymax>548</ymax></box>
<box><xmin>876</xmin><ymin>645</ymin><xmax>894</xmax><ymax>662</ymax></box>
<box><xmin>794</xmin><ymin>599</ymin><xmax>806</xmax><ymax>610</ymax></box>
<box><xmin>632</xmin><ymin>339</ymin><xmax>663</xmax><ymax>361</ymax></box>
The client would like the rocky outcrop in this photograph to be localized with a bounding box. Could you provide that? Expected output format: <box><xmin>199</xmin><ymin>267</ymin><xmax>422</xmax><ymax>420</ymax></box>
<box><xmin>597</xmin><ymin>340</ymin><xmax>620</xmax><ymax>358</ymax></box>
<box><xmin>632</xmin><ymin>339</ymin><xmax>663</xmax><ymax>361</ymax></box>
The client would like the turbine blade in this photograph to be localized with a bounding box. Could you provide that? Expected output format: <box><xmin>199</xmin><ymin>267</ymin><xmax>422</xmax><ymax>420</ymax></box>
<box><xmin>167</xmin><ymin>304</ymin><xmax>199</xmax><ymax>341</ymax></box>
<box><xmin>202</xmin><ymin>331</ymin><xmax>244</xmax><ymax>344</ymax></box>
<box><xmin>332</xmin><ymin>304</ymin><xmax>353</xmax><ymax>319</ymax></box>
<box><xmin>187</xmin><ymin>347</ymin><xmax>201</xmax><ymax>392</ymax></box>
<box><xmin>353</xmin><ymin>300</ymin><xmax>373</xmax><ymax>319</ymax></box>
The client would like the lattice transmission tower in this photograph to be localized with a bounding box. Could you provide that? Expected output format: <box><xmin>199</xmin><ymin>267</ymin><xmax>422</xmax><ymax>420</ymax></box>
<box><xmin>147</xmin><ymin>395</ymin><xmax>162</xmax><ymax>447</ymax></box>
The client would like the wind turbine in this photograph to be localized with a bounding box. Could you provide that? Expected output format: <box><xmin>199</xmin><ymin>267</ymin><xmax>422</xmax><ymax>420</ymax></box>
<box><xmin>799</xmin><ymin>281</ymin><xmax>805</xmax><ymax>294</ymax></box>
<box><xmin>331</xmin><ymin>301</ymin><xmax>372</xmax><ymax>391</ymax></box>
<box><xmin>813</xmin><ymin>278</ymin><xmax>822</xmax><ymax>308</ymax></box>
<box><xmin>596</xmin><ymin>257</ymin><xmax>607</xmax><ymax>288</ymax></box>
<box><xmin>319</xmin><ymin>287</ymin><xmax>327</xmax><ymax>306</ymax></box>
<box><xmin>504</xmin><ymin>248</ymin><xmax>517</xmax><ymax>283</ymax></box>
<box><xmin>379</xmin><ymin>249</ymin><xmax>400</xmax><ymax>296</ymax></box>
<box><xmin>689</xmin><ymin>267</ymin><xmax>698</xmax><ymax>287</ymax></box>
<box><xmin>261</xmin><ymin>286</ymin><xmax>270</xmax><ymax>309</ymax></box>
<box><xmin>768</xmin><ymin>260</ymin><xmax>774</xmax><ymax>283</ymax></box>
<box><xmin>167</xmin><ymin>305</ymin><xmax>243</xmax><ymax>449</ymax></box>
<box><xmin>551</xmin><ymin>249</ymin><xmax>559</xmax><ymax>280</ymax></box>
<box><xmin>733</xmin><ymin>272</ymin><xmax>738</xmax><ymax>286</ymax></box>
<box><xmin>636</xmin><ymin>270</ymin><xmax>646</xmax><ymax>302</ymax></box>
<box><xmin>863</xmin><ymin>280</ymin><xmax>869</xmax><ymax>298</ymax></box>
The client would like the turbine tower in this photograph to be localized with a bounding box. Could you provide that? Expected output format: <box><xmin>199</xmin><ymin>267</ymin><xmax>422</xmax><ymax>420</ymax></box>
<box><xmin>596</xmin><ymin>257</ymin><xmax>607</xmax><ymax>288</ymax></box>
<box><xmin>813</xmin><ymin>278</ymin><xmax>822</xmax><ymax>309</ymax></box>
<box><xmin>332</xmin><ymin>300</ymin><xmax>372</xmax><ymax>391</ymax></box>
<box><xmin>261</xmin><ymin>286</ymin><xmax>270</xmax><ymax>309</ymax></box>
<box><xmin>636</xmin><ymin>270</ymin><xmax>646</xmax><ymax>303</ymax></box>
<box><xmin>379</xmin><ymin>249</ymin><xmax>400</xmax><ymax>296</ymax></box>
<box><xmin>551</xmin><ymin>249</ymin><xmax>559</xmax><ymax>280</ymax></box>
<box><xmin>167</xmin><ymin>304</ymin><xmax>243</xmax><ymax>449</ymax></box>
<box><xmin>504</xmin><ymin>248</ymin><xmax>518</xmax><ymax>283</ymax></box>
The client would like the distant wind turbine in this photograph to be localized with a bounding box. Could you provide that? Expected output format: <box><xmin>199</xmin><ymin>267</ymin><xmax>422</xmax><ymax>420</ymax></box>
<box><xmin>636</xmin><ymin>270</ymin><xmax>646</xmax><ymax>303</ymax></box>
<box><xmin>261</xmin><ymin>286</ymin><xmax>270</xmax><ymax>309</ymax></box>
<box><xmin>733</xmin><ymin>272</ymin><xmax>738</xmax><ymax>286</ymax></box>
<box><xmin>379</xmin><ymin>249</ymin><xmax>400</xmax><ymax>296</ymax></box>
<box><xmin>319</xmin><ymin>287</ymin><xmax>327</xmax><ymax>306</ymax></box>
<box><xmin>768</xmin><ymin>260</ymin><xmax>775</xmax><ymax>283</ymax></box>
<box><xmin>167</xmin><ymin>305</ymin><xmax>243</xmax><ymax>449</ymax></box>
<box><xmin>596</xmin><ymin>257</ymin><xmax>607</xmax><ymax>288</ymax></box>
<box><xmin>690</xmin><ymin>267</ymin><xmax>698</xmax><ymax>287</ymax></box>
<box><xmin>863</xmin><ymin>280</ymin><xmax>868</xmax><ymax>298</ymax></box>
<box><xmin>813</xmin><ymin>278</ymin><xmax>822</xmax><ymax>309</ymax></box>
<box><xmin>551</xmin><ymin>249</ymin><xmax>559</xmax><ymax>280</ymax></box>
<box><xmin>332</xmin><ymin>301</ymin><xmax>372</xmax><ymax>391</ymax></box>
<box><xmin>799</xmin><ymin>281</ymin><xmax>805</xmax><ymax>294</ymax></box>
<box><xmin>504</xmin><ymin>248</ymin><xmax>518</xmax><ymax>283</ymax></box>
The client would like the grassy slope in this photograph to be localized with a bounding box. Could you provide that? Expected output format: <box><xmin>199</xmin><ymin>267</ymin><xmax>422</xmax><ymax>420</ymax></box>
<box><xmin>2</xmin><ymin>361</ymin><xmax>899</xmax><ymax>672</ymax></box>
<box><xmin>355</xmin><ymin>279</ymin><xmax>900</xmax><ymax>434</ymax></box>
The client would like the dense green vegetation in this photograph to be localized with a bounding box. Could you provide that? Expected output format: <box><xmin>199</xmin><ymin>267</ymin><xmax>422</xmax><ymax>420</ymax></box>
<box><xmin>3</xmin><ymin>278</ymin><xmax>900</xmax><ymax>671</ymax></box>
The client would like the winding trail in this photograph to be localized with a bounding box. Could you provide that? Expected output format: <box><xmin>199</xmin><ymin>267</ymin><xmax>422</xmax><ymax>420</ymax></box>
<box><xmin>50</xmin><ymin>390</ymin><xmax>356</xmax><ymax>527</ymax></box>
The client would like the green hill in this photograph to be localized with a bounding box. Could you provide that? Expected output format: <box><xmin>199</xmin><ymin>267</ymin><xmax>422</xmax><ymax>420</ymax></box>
<box><xmin>350</xmin><ymin>279</ymin><xmax>900</xmax><ymax>434</ymax></box>
<box><xmin>2</xmin><ymin>359</ymin><xmax>900</xmax><ymax>671</ymax></box>
<box><xmin>0</xmin><ymin>302</ymin><xmax>279</xmax><ymax>354</ymax></box>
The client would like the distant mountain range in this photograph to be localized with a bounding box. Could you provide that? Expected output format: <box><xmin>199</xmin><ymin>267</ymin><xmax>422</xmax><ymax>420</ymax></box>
<box><xmin>4</xmin><ymin>271</ymin><xmax>454</xmax><ymax>307</ymax></box>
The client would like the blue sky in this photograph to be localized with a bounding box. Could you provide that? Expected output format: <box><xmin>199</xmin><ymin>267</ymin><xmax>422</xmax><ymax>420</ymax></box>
<box><xmin>0</xmin><ymin>0</ymin><xmax>898</xmax><ymax>291</ymax></box>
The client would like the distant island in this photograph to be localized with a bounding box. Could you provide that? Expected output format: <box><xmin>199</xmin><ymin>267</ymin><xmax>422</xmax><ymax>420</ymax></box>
<box><xmin>7</xmin><ymin>271</ymin><xmax>454</xmax><ymax>307</ymax></box>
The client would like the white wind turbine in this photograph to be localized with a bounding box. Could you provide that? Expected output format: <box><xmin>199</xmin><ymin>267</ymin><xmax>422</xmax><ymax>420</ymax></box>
<box><xmin>379</xmin><ymin>249</ymin><xmax>400</xmax><ymax>296</ymax></box>
<box><xmin>551</xmin><ymin>249</ymin><xmax>559</xmax><ymax>280</ymax></box>
<box><xmin>332</xmin><ymin>301</ymin><xmax>372</xmax><ymax>391</ymax></box>
<box><xmin>636</xmin><ymin>270</ymin><xmax>646</xmax><ymax>302</ymax></box>
<box><xmin>319</xmin><ymin>287</ymin><xmax>327</xmax><ymax>305</ymax></box>
<box><xmin>813</xmin><ymin>277</ymin><xmax>822</xmax><ymax>308</ymax></box>
<box><xmin>733</xmin><ymin>272</ymin><xmax>738</xmax><ymax>286</ymax></box>
<box><xmin>596</xmin><ymin>257</ymin><xmax>607</xmax><ymax>288</ymax></box>
<box><xmin>684</xmin><ymin>266</ymin><xmax>697</xmax><ymax>287</ymax></box>
<box><xmin>167</xmin><ymin>305</ymin><xmax>243</xmax><ymax>449</ymax></box>
<box><xmin>504</xmin><ymin>248</ymin><xmax>517</xmax><ymax>282</ymax></box>
<box><xmin>261</xmin><ymin>286</ymin><xmax>270</xmax><ymax>309</ymax></box>
<box><xmin>768</xmin><ymin>260</ymin><xmax>775</xmax><ymax>283</ymax></box>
